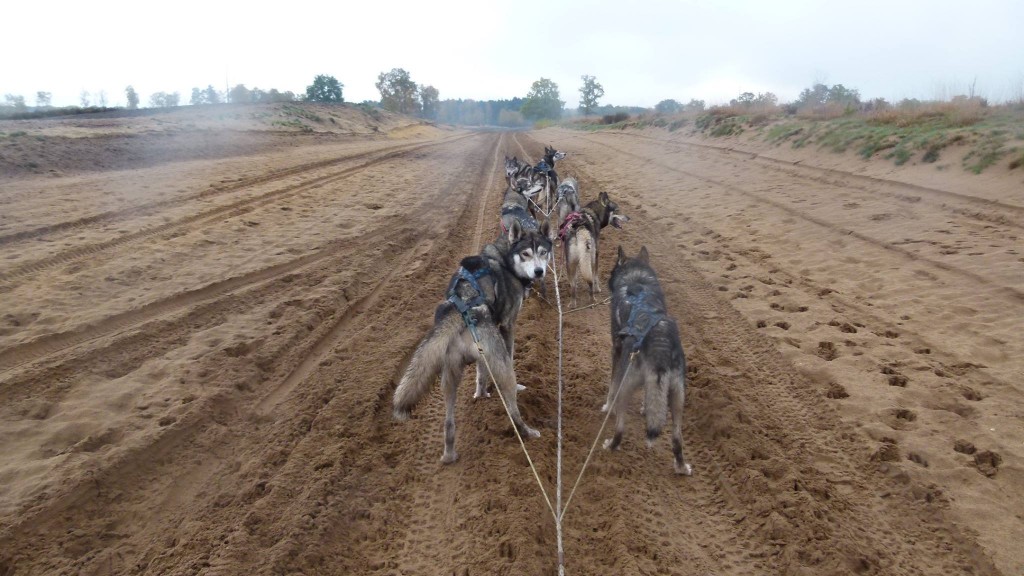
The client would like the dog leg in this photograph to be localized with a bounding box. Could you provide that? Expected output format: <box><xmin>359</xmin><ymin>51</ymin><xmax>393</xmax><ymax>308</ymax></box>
<box><xmin>604</xmin><ymin>361</ymin><xmax>639</xmax><ymax>450</ymax></box>
<box><xmin>668</xmin><ymin>370</ymin><xmax>692</xmax><ymax>475</ymax></box>
<box><xmin>473</xmin><ymin>363</ymin><xmax>491</xmax><ymax>399</ymax></box>
<box><xmin>602</xmin><ymin>340</ymin><xmax>625</xmax><ymax>412</ymax></box>
<box><xmin>440</xmin><ymin>356</ymin><xmax>463</xmax><ymax>464</ymax></box>
<box><xmin>500</xmin><ymin>324</ymin><xmax>526</xmax><ymax>391</ymax></box>
<box><xmin>482</xmin><ymin>327</ymin><xmax>539</xmax><ymax>439</ymax></box>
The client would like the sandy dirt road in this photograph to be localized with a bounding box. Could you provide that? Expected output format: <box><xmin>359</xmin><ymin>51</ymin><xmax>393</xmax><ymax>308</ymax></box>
<box><xmin>0</xmin><ymin>121</ymin><xmax>1019</xmax><ymax>575</ymax></box>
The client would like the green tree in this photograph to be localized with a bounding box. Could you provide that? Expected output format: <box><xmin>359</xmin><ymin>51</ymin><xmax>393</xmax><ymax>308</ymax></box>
<box><xmin>228</xmin><ymin>84</ymin><xmax>253</xmax><ymax>104</ymax></box>
<box><xmin>305</xmin><ymin>74</ymin><xmax>344</xmax><ymax>102</ymax></box>
<box><xmin>520</xmin><ymin>78</ymin><xmax>564</xmax><ymax>121</ymax></box>
<box><xmin>420</xmin><ymin>85</ymin><xmax>439</xmax><ymax>119</ymax></box>
<box><xmin>376</xmin><ymin>68</ymin><xmax>420</xmax><ymax>115</ymax></box>
<box><xmin>3</xmin><ymin>94</ymin><xmax>27</xmax><ymax>110</ymax></box>
<box><xmin>655</xmin><ymin>99</ymin><xmax>682</xmax><ymax>114</ymax></box>
<box><xmin>149</xmin><ymin>91</ymin><xmax>180</xmax><ymax>108</ymax></box>
<box><xmin>35</xmin><ymin>91</ymin><xmax>52</xmax><ymax>108</ymax></box>
<box><xmin>190</xmin><ymin>87</ymin><xmax>204</xmax><ymax>105</ymax></box>
<box><xmin>125</xmin><ymin>85</ymin><xmax>139</xmax><ymax>110</ymax></box>
<box><xmin>203</xmin><ymin>85</ymin><xmax>221</xmax><ymax>105</ymax></box>
<box><xmin>578</xmin><ymin>75</ymin><xmax>604</xmax><ymax>115</ymax></box>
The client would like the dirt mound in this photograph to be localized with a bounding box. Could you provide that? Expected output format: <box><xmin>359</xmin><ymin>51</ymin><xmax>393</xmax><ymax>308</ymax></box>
<box><xmin>0</xmin><ymin>102</ymin><xmax>446</xmax><ymax>179</ymax></box>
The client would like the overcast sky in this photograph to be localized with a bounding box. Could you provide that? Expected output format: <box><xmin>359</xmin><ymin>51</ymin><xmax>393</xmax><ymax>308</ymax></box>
<box><xmin>4</xmin><ymin>0</ymin><xmax>1023</xmax><ymax>109</ymax></box>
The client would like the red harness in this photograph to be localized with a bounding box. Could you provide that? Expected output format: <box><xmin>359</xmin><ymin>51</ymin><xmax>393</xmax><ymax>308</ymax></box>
<box><xmin>559</xmin><ymin>211</ymin><xmax>585</xmax><ymax>241</ymax></box>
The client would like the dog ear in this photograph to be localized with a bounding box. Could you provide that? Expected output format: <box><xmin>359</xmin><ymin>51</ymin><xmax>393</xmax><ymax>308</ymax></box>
<box><xmin>507</xmin><ymin>218</ymin><xmax>522</xmax><ymax>244</ymax></box>
<box><xmin>539</xmin><ymin>217</ymin><xmax>551</xmax><ymax>239</ymax></box>
<box><xmin>617</xmin><ymin>245</ymin><xmax>627</xmax><ymax>266</ymax></box>
<box><xmin>638</xmin><ymin>246</ymin><xmax>650</xmax><ymax>264</ymax></box>
<box><xmin>599</xmin><ymin>191</ymin><xmax>609</xmax><ymax>203</ymax></box>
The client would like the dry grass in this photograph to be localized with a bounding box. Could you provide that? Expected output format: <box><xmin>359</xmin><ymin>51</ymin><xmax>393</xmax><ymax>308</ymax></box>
<box><xmin>867</xmin><ymin>102</ymin><xmax>988</xmax><ymax>128</ymax></box>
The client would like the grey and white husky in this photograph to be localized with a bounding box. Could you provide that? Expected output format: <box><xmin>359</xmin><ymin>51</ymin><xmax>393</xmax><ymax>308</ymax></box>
<box><xmin>393</xmin><ymin>220</ymin><xmax>552</xmax><ymax>464</ymax></box>
<box><xmin>603</xmin><ymin>246</ymin><xmax>692</xmax><ymax>476</ymax></box>
<box><xmin>550</xmin><ymin>177</ymin><xmax>581</xmax><ymax>242</ymax></box>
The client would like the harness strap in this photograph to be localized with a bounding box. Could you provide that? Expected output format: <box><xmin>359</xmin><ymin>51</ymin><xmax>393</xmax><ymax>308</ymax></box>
<box><xmin>558</xmin><ymin>211</ymin><xmax>585</xmax><ymax>241</ymax></box>
<box><xmin>446</xmin><ymin>266</ymin><xmax>492</xmax><ymax>340</ymax></box>
<box><xmin>619</xmin><ymin>288</ymin><xmax>666</xmax><ymax>351</ymax></box>
<box><xmin>501</xmin><ymin>206</ymin><xmax>539</xmax><ymax>232</ymax></box>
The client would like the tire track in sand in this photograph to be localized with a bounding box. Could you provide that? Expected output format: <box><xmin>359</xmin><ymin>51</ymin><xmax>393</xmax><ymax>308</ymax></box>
<box><xmin>0</xmin><ymin>134</ymin><xmax>496</xmax><ymax>573</ymax></box>
<box><xmin>0</xmin><ymin>135</ymin><xmax>466</xmax><ymax>248</ymax></box>
<box><xmin>0</xmin><ymin>135</ymin><xmax>473</xmax><ymax>285</ymax></box>
<box><xmin>584</xmin><ymin>137</ymin><xmax>1024</xmax><ymax>302</ymax></box>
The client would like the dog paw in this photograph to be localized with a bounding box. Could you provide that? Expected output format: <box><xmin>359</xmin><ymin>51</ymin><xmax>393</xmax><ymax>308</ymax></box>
<box><xmin>674</xmin><ymin>462</ymin><xmax>693</xmax><ymax>476</ymax></box>
<box><xmin>603</xmin><ymin>438</ymin><xmax>617</xmax><ymax>450</ymax></box>
<box><xmin>473</xmin><ymin>389</ymin><xmax>491</xmax><ymax>399</ymax></box>
<box><xmin>440</xmin><ymin>450</ymin><xmax>459</xmax><ymax>464</ymax></box>
<box><xmin>600</xmin><ymin>403</ymin><xmax>609</xmax><ymax>413</ymax></box>
<box><xmin>523</xmin><ymin>426</ymin><xmax>541</xmax><ymax>439</ymax></box>
<box><xmin>393</xmin><ymin>408</ymin><xmax>411</xmax><ymax>421</ymax></box>
<box><xmin>516</xmin><ymin>383</ymin><xmax>527</xmax><ymax>392</ymax></box>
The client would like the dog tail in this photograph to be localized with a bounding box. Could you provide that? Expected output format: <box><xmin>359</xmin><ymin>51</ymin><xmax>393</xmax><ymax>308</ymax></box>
<box><xmin>645</xmin><ymin>370</ymin><xmax>670</xmax><ymax>443</ymax></box>
<box><xmin>393</xmin><ymin>310</ymin><xmax>461</xmax><ymax>420</ymax></box>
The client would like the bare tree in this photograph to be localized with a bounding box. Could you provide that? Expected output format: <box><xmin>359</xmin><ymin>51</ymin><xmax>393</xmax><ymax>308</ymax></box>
<box><xmin>35</xmin><ymin>91</ymin><xmax>52</xmax><ymax>108</ymax></box>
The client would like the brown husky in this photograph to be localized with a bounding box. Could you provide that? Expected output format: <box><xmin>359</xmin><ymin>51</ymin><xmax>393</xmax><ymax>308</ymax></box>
<box><xmin>560</xmin><ymin>190</ymin><xmax>629</xmax><ymax>306</ymax></box>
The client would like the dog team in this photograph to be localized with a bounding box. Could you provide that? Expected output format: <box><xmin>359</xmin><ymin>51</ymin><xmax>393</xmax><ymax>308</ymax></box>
<box><xmin>393</xmin><ymin>144</ymin><xmax>692</xmax><ymax>476</ymax></box>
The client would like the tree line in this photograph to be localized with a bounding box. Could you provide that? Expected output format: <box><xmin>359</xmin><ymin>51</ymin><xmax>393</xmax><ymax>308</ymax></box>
<box><xmin>7</xmin><ymin>74</ymin><xmax>948</xmax><ymax>125</ymax></box>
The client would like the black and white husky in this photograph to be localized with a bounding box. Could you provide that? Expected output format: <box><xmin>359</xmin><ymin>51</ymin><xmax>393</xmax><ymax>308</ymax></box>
<box><xmin>393</xmin><ymin>220</ymin><xmax>552</xmax><ymax>464</ymax></box>
<box><xmin>603</xmin><ymin>246</ymin><xmax>692</xmax><ymax>475</ymax></box>
<box><xmin>533</xmin><ymin>145</ymin><xmax>566</xmax><ymax>213</ymax></box>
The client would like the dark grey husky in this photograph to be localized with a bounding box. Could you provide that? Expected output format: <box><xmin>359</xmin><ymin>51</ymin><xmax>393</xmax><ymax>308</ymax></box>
<box><xmin>603</xmin><ymin>246</ymin><xmax>692</xmax><ymax>475</ymax></box>
<box><xmin>393</xmin><ymin>220</ymin><xmax>552</xmax><ymax>464</ymax></box>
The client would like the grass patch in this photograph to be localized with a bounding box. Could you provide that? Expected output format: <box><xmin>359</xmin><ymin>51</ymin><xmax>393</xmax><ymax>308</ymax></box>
<box><xmin>888</xmin><ymin>145</ymin><xmax>913</xmax><ymax>166</ymax></box>
<box><xmin>281</xmin><ymin>104</ymin><xmax>324</xmax><ymax>123</ymax></box>
<box><xmin>271</xmin><ymin>118</ymin><xmax>313</xmax><ymax>132</ymax></box>
<box><xmin>963</xmin><ymin>132</ymin><xmax>1009</xmax><ymax>173</ymax></box>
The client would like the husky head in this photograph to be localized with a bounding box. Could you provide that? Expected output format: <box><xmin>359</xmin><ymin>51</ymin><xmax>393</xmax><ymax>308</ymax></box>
<box><xmin>506</xmin><ymin>218</ymin><xmax>552</xmax><ymax>282</ymax></box>
<box><xmin>596</xmin><ymin>191</ymin><xmax>630</xmax><ymax>229</ymax></box>
<box><xmin>615</xmin><ymin>245</ymin><xmax>650</xmax><ymax>268</ymax></box>
<box><xmin>544</xmin><ymin>145</ymin><xmax>567</xmax><ymax>164</ymax></box>
<box><xmin>610</xmin><ymin>245</ymin><xmax>655</xmax><ymax>292</ymax></box>
<box><xmin>504</xmin><ymin>155</ymin><xmax>520</xmax><ymax>180</ymax></box>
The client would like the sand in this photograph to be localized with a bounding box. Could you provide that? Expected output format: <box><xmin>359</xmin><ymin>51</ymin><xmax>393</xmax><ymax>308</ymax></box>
<box><xmin>0</xmin><ymin>107</ymin><xmax>1020</xmax><ymax>575</ymax></box>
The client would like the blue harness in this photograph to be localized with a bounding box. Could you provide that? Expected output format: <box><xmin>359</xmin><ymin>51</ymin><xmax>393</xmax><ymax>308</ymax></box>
<box><xmin>619</xmin><ymin>288</ymin><xmax>667</xmax><ymax>352</ymax></box>
<box><xmin>500</xmin><ymin>205</ymin><xmax>539</xmax><ymax>232</ymax></box>
<box><xmin>534</xmin><ymin>160</ymin><xmax>550</xmax><ymax>173</ymax></box>
<box><xmin>446</xmin><ymin>265</ymin><xmax>492</xmax><ymax>341</ymax></box>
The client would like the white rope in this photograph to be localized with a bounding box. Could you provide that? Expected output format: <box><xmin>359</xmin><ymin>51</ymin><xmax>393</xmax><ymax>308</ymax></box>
<box><xmin>566</xmin><ymin>297</ymin><xmax>611</xmax><ymax>314</ymax></box>
<box><xmin>561</xmin><ymin>351</ymin><xmax>638</xmax><ymax>522</ymax></box>
<box><xmin>549</xmin><ymin>225</ymin><xmax>567</xmax><ymax>576</ymax></box>
<box><xmin>473</xmin><ymin>340</ymin><xmax>558</xmax><ymax>523</ymax></box>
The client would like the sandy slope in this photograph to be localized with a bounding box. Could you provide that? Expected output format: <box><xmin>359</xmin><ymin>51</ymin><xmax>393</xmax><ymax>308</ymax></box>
<box><xmin>0</xmin><ymin>112</ymin><xmax>1019</xmax><ymax>575</ymax></box>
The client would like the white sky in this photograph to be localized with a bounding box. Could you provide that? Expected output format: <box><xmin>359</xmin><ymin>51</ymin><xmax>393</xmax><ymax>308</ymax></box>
<box><xmin>4</xmin><ymin>0</ymin><xmax>1023</xmax><ymax>108</ymax></box>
